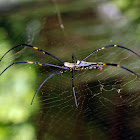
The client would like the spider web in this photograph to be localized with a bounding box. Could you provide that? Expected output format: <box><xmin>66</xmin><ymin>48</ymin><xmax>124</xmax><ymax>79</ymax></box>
<box><xmin>1</xmin><ymin>0</ymin><xmax>140</xmax><ymax>140</ymax></box>
<box><xmin>32</xmin><ymin>45</ymin><xmax>140</xmax><ymax>140</ymax></box>
<box><xmin>30</xmin><ymin>1</ymin><xmax>140</xmax><ymax>139</ymax></box>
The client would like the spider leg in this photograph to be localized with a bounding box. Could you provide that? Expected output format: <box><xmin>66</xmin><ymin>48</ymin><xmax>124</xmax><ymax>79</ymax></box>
<box><xmin>72</xmin><ymin>70</ymin><xmax>78</xmax><ymax>107</ymax></box>
<box><xmin>31</xmin><ymin>71</ymin><xmax>63</xmax><ymax>105</ymax></box>
<box><xmin>0</xmin><ymin>44</ymin><xmax>64</xmax><ymax>63</ymax></box>
<box><xmin>72</xmin><ymin>54</ymin><xmax>78</xmax><ymax>107</ymax></box>
<box><xmin>72</xmin><ymin>53</ymin><xmax>77</xmax><ymax>62</ymax></box>
<box><xmin>0</xmin><ymin>61</ymin><xmax>68</xmax><ymax>76</ymax></box>
<box><xmin>102</xmin><ymin>63</ymin><xmax>140</xmax><ymax>78</ymax></box>
<box><xmin>82</xmin><ymin>45</ymin><xmax>140</xmax><ymax>61</ymax></box>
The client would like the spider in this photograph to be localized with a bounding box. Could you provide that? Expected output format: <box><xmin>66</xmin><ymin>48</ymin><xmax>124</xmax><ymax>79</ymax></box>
<box><xmin>0</xmin><ymin>44</ymin><xmax>140</xmax><ymax>107</ymax></box>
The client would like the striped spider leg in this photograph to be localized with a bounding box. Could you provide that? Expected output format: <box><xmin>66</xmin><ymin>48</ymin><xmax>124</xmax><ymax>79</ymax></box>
<box><xmin>0</xmin><ymin>60</ymin><xmax>69</xmax><ymax>105</ymax></box>
<box><xmin>0</xmin><ymin>44</ymin><xmax>64</xmax><ymax>63</ymax></box>
<box><xmin>0</xmin><ymin>44</ymin><xmax>69</xmax><ymax>105</ymax></box>
<box><xmin>64</xmin><ymin>45</ymin><xmax>140</xmax><ymax>106</ymax></box>
<box><xmin>82</xmin><ymin>44</ymin><xmax>140</xmax><ymax>61</ymax></box>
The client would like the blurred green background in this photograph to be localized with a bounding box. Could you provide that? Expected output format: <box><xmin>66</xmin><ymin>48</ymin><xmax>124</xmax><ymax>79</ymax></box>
<box><xmin>0</xmin><ymin>0</ymin><xmax>140</xmax><ymax>140</ymax></box>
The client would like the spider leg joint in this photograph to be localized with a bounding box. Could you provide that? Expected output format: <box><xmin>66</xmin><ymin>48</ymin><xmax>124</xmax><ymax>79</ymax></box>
<box><xmin>28</xmin><ymin>61</ymin><xmax>34</xmax><ymax>64</ymax></box>
<box><xmin>33</xmin><ymin>46</ymin><xmax>38</xmax><ymax>50</ymax></box>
